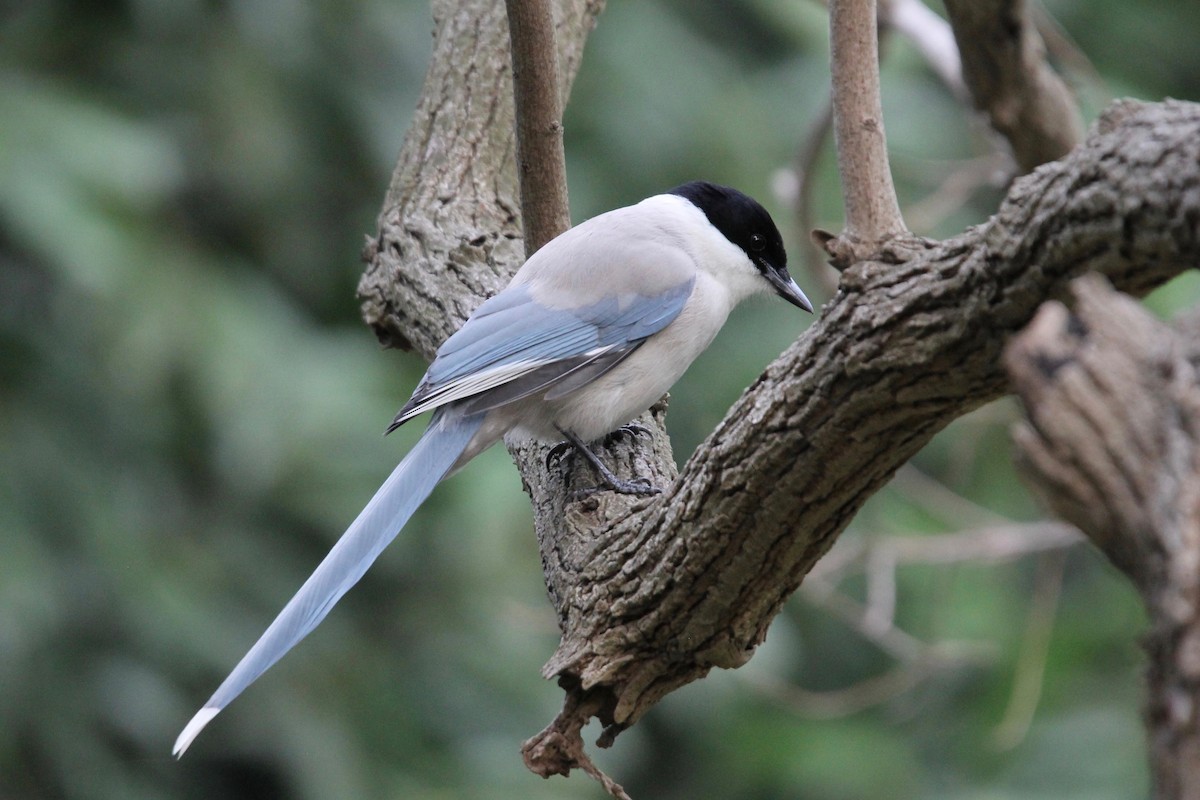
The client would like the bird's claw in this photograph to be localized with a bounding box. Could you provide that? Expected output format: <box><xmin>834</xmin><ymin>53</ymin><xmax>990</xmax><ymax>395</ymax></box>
<box><xmin>570</xmin><ymin>475</ymin><xmax>661</xmax><ymax>501</ymax></box>
<box><xmin>606</xmin><ymin>475</ymin><xmax>662</xmax><ymax>496</ymax></box>
<box><xmin>549</xmin><ymin>426</ymin><xmax>662</xmax><ymax>498</ymax></box>
<box><xmin>604</xmin><ymin>423</ymin><xmax>653</xmax><ymax>445</ymax></box>
<box><xmin>545</xmin><ymin>440</ymin><xmax>575</xmax><ymax>471</ymax></box>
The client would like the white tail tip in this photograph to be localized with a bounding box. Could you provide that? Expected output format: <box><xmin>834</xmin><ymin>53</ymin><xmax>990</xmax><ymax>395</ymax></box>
<box><xmin>173</xmin><ymin>706</ymin><xmax>221</xmax><ymax>758</ymax></box>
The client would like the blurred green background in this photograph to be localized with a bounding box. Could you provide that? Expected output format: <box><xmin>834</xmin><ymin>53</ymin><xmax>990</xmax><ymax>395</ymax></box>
<box><xmin>3</xmin><ymin>1</ymin><xmax>1198</xmax><ymax>798</ymax></box>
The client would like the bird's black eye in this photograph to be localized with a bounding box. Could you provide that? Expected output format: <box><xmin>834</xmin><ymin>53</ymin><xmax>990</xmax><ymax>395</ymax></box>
<box><xmin>749</xmin><ymin>233</ymin><xmax>766</xmax><ymax>252</ymax></box>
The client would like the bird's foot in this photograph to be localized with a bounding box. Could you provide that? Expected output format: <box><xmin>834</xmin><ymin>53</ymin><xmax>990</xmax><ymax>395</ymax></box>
<box><xmin>552</xmin><ymin>426</ymin><xmax>663</xmax><ymax>498</ymax></box>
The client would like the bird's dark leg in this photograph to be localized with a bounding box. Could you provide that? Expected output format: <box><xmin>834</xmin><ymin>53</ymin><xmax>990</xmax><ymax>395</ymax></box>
<box><xmin>554</xmin><ymin>427</ymin><xmax>661</xmax><ymax>497</ymax></box>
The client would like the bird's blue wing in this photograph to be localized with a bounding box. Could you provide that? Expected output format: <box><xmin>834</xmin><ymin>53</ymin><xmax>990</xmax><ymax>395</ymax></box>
<box><xmin>389</xmin><ymin>278</ymin><xmax>695</xmax><ymax>429</ymax></box>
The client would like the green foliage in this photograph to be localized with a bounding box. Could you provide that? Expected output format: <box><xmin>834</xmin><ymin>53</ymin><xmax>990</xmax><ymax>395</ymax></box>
<box><xmin>2</xmin><ymin>1</ymin><xmax>1198</xmax><ymax>798</ymax></box>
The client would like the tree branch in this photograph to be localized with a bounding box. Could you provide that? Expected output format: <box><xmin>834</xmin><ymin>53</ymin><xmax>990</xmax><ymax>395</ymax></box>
<box><xmin>506</xmin><ymin>0</ymin><xmax>572</xmax><ymax>253</ymax></box>
<box><xmin>1005</xmin><ymin>273</ymin><xmax>1200</xmax><ymax>798</ymax></box>
<box><xmin>943</xmin><ymin>0</ymin><xmax>1084</xmax><ymax>172</ymax></box>
<box><xmin>821</xmin><ymin>0</ymin><xmax>909</xmax><ymax>267</ymax></box>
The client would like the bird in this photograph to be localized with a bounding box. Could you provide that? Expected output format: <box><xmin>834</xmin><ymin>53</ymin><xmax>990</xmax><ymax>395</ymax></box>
<box><xmin>173</xmin><ymin>180</ymin><xmax>813</xmax><ymax>756</ymax></box>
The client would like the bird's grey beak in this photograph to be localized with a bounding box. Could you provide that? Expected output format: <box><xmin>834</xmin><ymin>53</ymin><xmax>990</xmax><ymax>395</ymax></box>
<box><xmin>764</xmin><ymin>266</ymin><xmax>814</xmax><ymax>313</ymax></box>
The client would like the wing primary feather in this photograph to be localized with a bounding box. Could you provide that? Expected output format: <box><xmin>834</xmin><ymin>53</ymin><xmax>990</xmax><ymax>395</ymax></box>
<box><xmin>455</xmin><ymin>344</ymin><xmax>638</xmax><ymax>415</ymax></box>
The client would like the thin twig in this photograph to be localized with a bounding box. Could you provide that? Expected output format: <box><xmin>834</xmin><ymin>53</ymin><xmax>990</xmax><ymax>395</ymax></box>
<box><xmin>900</xmin><ymin>153</ymin><xmax>1010</xmax><ymax>233</ymax></box>
<box><xmin>825</xmin><ymin>0</ymin><xmax>908</xmax><ymax>264</ymax></box>
<box><xmin>992</xmin><ymin>549</ymin><xmax>1066</xmax><ymax>750</ymax></box>
<box><xmin>1030</xmin><ymin>3</ymin><xmax>1111</xmax><ymax>109</ymax></box>
<box><xmin>802</xmin><ymin>578</ymin><xmax>930</xmax><ymax>661</ymax></box>
<box><xmin>810</xmin><ymin>522</ymin><xmax>1083</xmax><ymax>586</ymax></box>
<box><xmin>784</xmin><ymin>96</ymin><xmax>840</xmax><ymax>296</ymax></box>
<box><xmin>506</xmin><ymin>0</ymin><xmax>572</xmax><ymax>253</ymax></box>
<box><xmin>884</xmin><ymin>523</ymin><xmax>1082</xmax><ymax>564</ymax></box>
<box><xmin>890</xmin><ymin>464</ymin><xmax>1014</xmax><ymax>529</ymax></box>
<box><xmin>745</xmin><ymin>656</ymin><xmax>957</xmax><ymax>719</ymax></box>
<box><xmin>795</xmin><ymin>523</ymin><xmax>1076</xmax><ymax>725</ymax></box>
<box><xmin>808</xmin><ymin>520</ymin><xmax>1081</xmax><ymax>655</ymax></box>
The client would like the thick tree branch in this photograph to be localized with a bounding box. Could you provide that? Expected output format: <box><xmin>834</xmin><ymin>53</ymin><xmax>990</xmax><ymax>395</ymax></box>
<box><xmin>506</xmin><ymin>0</ymin><xmax>572</xmax><ymax>253</ymax></box>
<box><xmin>531</xmin><ymin>98</ymin><xmax>1200</xmax><ymax>764</ymax></box>
<box><xmin>1005</xmin><ymin>274</ymin><xmax>1200</xmax><ymax>799</ymax></box>
<box><xmin>822</xmin><ymin>0</ymin><xmax>909</xmax><ymax>267</ymax></box>
<box><xmin>943</xmin><ymin>0</ymin><xmax>1084</xmax><ymax>172</ymax></box>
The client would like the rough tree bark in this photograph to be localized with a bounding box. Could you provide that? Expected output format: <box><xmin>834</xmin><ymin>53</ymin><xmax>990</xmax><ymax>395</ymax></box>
<box><xmin>359</xmin><ymin>1</ymin><xmax>1200</xmax><ymax>794</ymax></box>
<box><xmin>1006</xmin><ymin>276</ymin><xmax>1200</xmax><ymax>798</ymax></box>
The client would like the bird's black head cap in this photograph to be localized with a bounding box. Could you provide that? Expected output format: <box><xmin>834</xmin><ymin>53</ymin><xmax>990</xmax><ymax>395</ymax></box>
<box><xmin>669</xmin><ymin>180</ymin><xmax>812</xmax><ymax>312</ymax></box>
<box><xmin>668</xmin><ymin>180</ymin><xmax>788</xmax><ymax>273</ymax></box>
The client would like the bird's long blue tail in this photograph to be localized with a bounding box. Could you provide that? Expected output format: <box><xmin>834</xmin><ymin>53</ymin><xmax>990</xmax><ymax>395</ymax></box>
<box><xmin>173</xmin><ymin>408</ymin><xmax>485</xmax><ymax>756</ymax></box>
